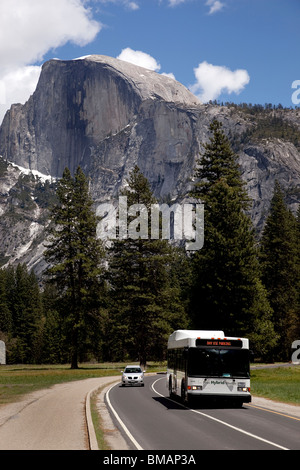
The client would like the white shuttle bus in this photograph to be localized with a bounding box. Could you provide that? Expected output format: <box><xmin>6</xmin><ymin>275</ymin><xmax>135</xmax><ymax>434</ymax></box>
<box><xmin>167</xmin><ymin>330</ymin><xmax>251</xmax><ymax>406</ymax></box>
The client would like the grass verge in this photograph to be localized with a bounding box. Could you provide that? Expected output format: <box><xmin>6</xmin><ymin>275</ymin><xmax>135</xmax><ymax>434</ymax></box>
<box><xmin>250</xmin><ymin>365</ymin><xmax>300</xmax><ymax>405</ymax></box>
<box><xmin>90</xmin><ymin>387</ymin><xmax>111</xmax><ymax>450</ymax></box>
<box><xmin>0</xmin><ymin>362</ymin><xmax>165</xmax><ymax>405</ymax></box>
<box><xmin>0</xmin><ymin>362</ymin><xmax>299</xmax><ymax>450</ymax></box>
<box><xmin>0</xmin><ymin>363</ymin><xmax>299</xmax><ymax>406</ymax></box>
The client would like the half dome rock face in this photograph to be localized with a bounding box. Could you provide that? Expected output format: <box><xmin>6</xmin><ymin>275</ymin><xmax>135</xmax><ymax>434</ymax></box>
<box><xmin>0</xmin><ymin>55</ymin><xmax>200</xmax><ymax>182</ymax></box>
<box><xmin>83</xmin><ymin>55</ymin><xmax>200</xmax><ymax>106</ymax></box>
<box><xmin>0</xmin><ymin>54</ymin><xmax>300</xmax><ymax>230</ymax></box>
<box><xmin>0</xmin><ymin>55</ymin><xmax>300</xmax><ymax>273</ymax></box>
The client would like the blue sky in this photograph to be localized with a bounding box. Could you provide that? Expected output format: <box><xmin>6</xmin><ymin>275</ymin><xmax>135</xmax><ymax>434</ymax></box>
<box><xmin>0</xmin><ymin>0</ymin><xmax>299</xmax><ymax>123</ymax></box>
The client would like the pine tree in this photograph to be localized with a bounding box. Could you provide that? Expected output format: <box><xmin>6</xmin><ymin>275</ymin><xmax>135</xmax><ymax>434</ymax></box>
<box><xmin>107</xmin><ymin>166</ymin><xmax>189</xmax><ymax>366</ymax></box>
<box><xmin>260</xmin><ymin>181</ymin><xmax>300</xmax><ymax>360</ymax></box>
<box><xmin>191</xmin><ymin>120</ymin><xmax>276</xmax><ymax>358</ymax></box>
<box><xmin>0</xmin><ymin>269</ymin><xmax>12</xmax><ymax>334</ymax></box>
<box><xmin>44</xmin><ymin>167</ymin><xmax>105</xmax><ymax>369</ymax></box>
<box><xmin>192</xmin><ymin>120</ymin><xmax>249</xmax><ymax>206</ymax></box>
<box><xmin>4</xmin><ymin>264</ymin><xmax>43</xmax><ymax>363</ymax></box>
<box><xmin>41</xmin><ymin>284</ymin><xmax>67</xmax><ymax>364</ymax></box>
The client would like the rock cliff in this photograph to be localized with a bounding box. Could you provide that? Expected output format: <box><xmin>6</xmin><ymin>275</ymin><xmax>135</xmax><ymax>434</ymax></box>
<box><xmin>0</xmin><ymin>55</ymin><xmax>299</xmax><ymax>274</ymax></box>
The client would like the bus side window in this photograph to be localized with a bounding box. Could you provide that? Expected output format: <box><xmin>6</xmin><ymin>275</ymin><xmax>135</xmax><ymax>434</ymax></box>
<box><xmin>168</xmin><ymin>349</ymin><xmax>174</xmax><ymax>369</ymax></box>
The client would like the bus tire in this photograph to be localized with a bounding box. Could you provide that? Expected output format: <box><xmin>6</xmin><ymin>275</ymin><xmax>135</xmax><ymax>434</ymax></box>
<box><xmin>181</xmin><ymin>381</ymin><xmax>188</xmax><ymax>405</ymax></box>
<box><xmin>234</xmin><ymin>399</ymin><xmax>244</xmax><ymax>408</ymax></box>
<box><xmin>169</xmin><ymin>378</ymin><xmax>173</xmax><ymax>397</ymax></box>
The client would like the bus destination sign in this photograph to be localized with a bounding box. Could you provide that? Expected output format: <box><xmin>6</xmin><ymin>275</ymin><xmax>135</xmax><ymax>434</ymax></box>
<box><xmin>196</xmin><ymin>339</ymin><xmax>243</xmax><ymax>348</ymax></box>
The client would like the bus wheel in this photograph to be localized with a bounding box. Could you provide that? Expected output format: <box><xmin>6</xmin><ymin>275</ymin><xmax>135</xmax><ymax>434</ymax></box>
<box><xmin>169</xmin><ymin>378</ymin><xmax>173</xmax><ymax>397</ymax></box>
<box><xmin>181</xmin><ymin>382</ymin><xmax>188</xmax><ymax>404</ymax></box>
<box><xmin>234</xmin><ymin>399</ymin><xmax>244</xmax><ymax>408</ymax></box>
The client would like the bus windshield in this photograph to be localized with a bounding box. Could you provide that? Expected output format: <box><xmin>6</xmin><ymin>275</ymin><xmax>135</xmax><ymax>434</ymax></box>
<box><xmin>188</xmin><ymin>347</ymin><xmax>250</xmax><ymax>378</ymax></box>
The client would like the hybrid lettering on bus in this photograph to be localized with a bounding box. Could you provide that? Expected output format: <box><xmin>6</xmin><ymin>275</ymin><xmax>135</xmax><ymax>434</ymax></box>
<box><xmin>167</xmin><ymin>330</ymin><xmax>251</xmax><ymax>406</ymax></box>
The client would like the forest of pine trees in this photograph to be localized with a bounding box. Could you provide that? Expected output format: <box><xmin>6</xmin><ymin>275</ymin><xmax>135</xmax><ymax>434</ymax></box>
<box><xmin>0</xmin><ymin>120</ymin><xmax>299</xmax><ymax>366</ymax></box>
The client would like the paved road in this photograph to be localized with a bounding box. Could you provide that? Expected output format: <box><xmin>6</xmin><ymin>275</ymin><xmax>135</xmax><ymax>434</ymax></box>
<box><xmin>107</xmin><ymin>375</ymin><xmax>300</xmax><ymax>450</ymax></box>
<box><xmin>0</xmin><ymin>377</ymin><xmax>117</xmax><ymax>450</ymax></box>
<box><xmin>0</xmin><ymin>372</ymin><xmax>299</xmax><ymax>451</ymax></box>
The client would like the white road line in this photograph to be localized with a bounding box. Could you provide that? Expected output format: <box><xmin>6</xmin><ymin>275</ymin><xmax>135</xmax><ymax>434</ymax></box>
<box><xmin>151</xmin><ymin>377</ymin><xmax>289</xmax><ymax>451</ymax></box>
<box><xmin>106</xmin><ymin>383</ymin><xmax>143</xmax><ymax>450</ymax></box>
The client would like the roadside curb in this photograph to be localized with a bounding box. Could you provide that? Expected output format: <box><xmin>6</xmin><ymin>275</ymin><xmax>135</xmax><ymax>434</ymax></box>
<box><xmin>86</xmin><ymin>384</ymin><xmax>101</xmax><ymax>450</ymax></box>
<box><xmin>86</xmin><ymin>374</ymin><xmax>300</xmax><ymax>451</ymax></box>
<box><xmin>85</xmin><ymin>378</ymin><xmax>124</xmax><ymax>450</ymax></box>
<box><xmin>86</xmin><ymin>373</ymin><xmax>160</xmax><ymax>450</ymax></box>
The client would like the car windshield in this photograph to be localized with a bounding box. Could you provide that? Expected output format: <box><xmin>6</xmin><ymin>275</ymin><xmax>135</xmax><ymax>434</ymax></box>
<box><xmin>124</xmin><ymin>367</ymin><xmax>142</xmax><ymax>373</ymax></box>
<box><xmin>188</xmin><ymin>347</ymin><xmax>250</xmax><ymax>378</ymax></box>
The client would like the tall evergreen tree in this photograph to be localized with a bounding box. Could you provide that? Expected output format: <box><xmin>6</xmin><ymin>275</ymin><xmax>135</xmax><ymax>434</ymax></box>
<box><xmin>44</xmin><ymin>167</ymin><xmax>105</xmax><ymax>369</ymax></box>
<box><xmin>260</xmin><ymin>181</ymin><xmax>300</xmax><ymax>360</ymax></box>
<box><xmin>191</xmin><ymin>120</ymin><xmax>276</xmax><ymax>358</ymax></box>
<box><xmin>3</xmin><ymin>265</ymin><xmax>43</xmax><ymax>363</ymax></box>
<box><xmin>192</xmin><ymin>120</ymin><xmax>249</xmax><ymax>205</ymax></box>
<box><xmin>107</xmin><ymin>166</ymin><xmax>189</xmax><ymax>366</ymax></box>
<box><xmin>0</xmin><ymin>269</ymin><xmax>12</xmax><ymax>334</ymax></box>
<box><xmin>40</xmin><ymin>283</ymin><xmax>68</xmax><ymax>364</ymax></box>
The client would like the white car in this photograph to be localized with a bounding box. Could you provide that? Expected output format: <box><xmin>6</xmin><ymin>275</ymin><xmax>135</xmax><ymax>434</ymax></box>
<box><xmin>121</xmin><ymin>365</ymin><xmax>144</xmax><ymax>387</ymax></box>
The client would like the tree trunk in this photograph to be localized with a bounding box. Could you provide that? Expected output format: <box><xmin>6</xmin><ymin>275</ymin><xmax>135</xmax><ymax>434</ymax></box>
<box><xmin>71</xmin><ymin>323</ymin><xmax>79</xmax><ymax>369</ymax></box>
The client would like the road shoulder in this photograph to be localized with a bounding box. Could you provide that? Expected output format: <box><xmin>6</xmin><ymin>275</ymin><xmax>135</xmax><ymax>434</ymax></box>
<box><xmin>250</xmin><ymin>396</ymin><xmax>300</xmax><ymax>418</ymax></box>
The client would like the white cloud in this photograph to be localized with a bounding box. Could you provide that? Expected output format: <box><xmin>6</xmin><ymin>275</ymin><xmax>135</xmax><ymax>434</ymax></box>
<box><xmin>0</xmin><ymin>0</ymin><xmax>101</xmax><ymax>123</ymax></box>
<box><xmin>0</xmin><ymin>0</ymin><xmax>101</xmax><ymax>73</ymax></box>
<box><xmin>0</xmin><ymin>65</ymin><xmax>42</xmax><ymax>105</ymax></box>
<box><xmin>117</xmin><ymin>48</ymin><xmax>177</xmax><ymax>80</ymax></box>
<box><xmin>206</xmin><ymin>0</ymin><xmax>225</xmax><ymax>14</ymax></box>
<box><xmin>0</xmin><ymin>65</ymin><xmax>42</xmax><ymax>123</ymax></box>
<box><xmin>168</xmin><ymin>0</ymin><xmax>187</xmax><ymax>6</ymax></box>
<box><xmin>117</xmin><ymin>48</ymin><xmax>161</xmax><ymax>72</ymax></box>
<box><xmin>127</xmin><ymin>1</ymin><xmax>139</xmax><ymax>10</ymax></box>
<box><xmin>96</xmin><ymin>0</ymin><xmax>139</xmax><ymax>10</ymax></box>
<box><xmin>162</xmin><ymin>72</ymin><xmax>176</xmax><ymax>80</ymax></box>
<box><xmin>190</xmin><ymin>61</ymin><xmax>250</xmax><ymax>102</ymax></box>
<box><xmin>167</xmin><ymin>0</ymin><xmax>226</xmax><ymax>13</ymax></box>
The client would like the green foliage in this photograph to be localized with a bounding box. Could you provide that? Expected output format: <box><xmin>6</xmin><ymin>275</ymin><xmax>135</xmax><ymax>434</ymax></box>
<box><xmin>106</xmin><ymin>166</ymin><xmax>190</xmax><ymax>366</ymax></box>
<box><xmin>33</xmin><ymin>180</ymin><xmax>57</xmax><ymax>209</ymax></box>
<box><xmin>240</xmin><ymin>116</ymin><xmax>300</xmax><ymax>149</ymax></box>
<box><xmin>191</xmin><ymin>120</ymin><xmax>276</xmax><ymax>359</ymax></box>
<box><xmin>0</xmin><ymin>264</ymin><xmax>43</xmax><ymax>363</ymax></box>
<box><xmin>0</xmin><ymin>157</ymin><xmax>8</xmax><ymax>177</ymax></box>
<box><xmin>44</xmin><ymin>167</ymin><xmax>106</xmax><ymax>368</ymax></box>
<box><xmin>0</xmin><ymin>269</ymin><xmax>12</xmax><ymax>333</ymax></box>
<box><xmin>259</xmin><ymin>181</ymin><xmax>300</xmax><ymax>360</ymax></box>
<box><xmin>192</xmin><ymin>119</ymin><xmax>250</xmax><ymax>207</ymax></box>
<box><xmin>0</xmin><ymin>148</ymin><xmax>298</xmax><ymax>366</ymax></box>
<box><xmin>211</xmin><ymin>102</ymin><xmax>300</xmax><ymax>153</ymax></box>
<box><xmin>10</xmin><ymin>174</ymin><xmax>36</xmax><ymax>210</ymax></box>
<box><xmin>251</xmin><ymin>366</ymin><xmax>300</xmax><ymax>405</ymax></box>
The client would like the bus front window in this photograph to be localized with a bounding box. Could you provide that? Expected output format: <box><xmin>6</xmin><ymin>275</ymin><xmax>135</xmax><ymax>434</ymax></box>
<box><xmin>188</xmin><ymin>348</ymin><xmax>249</xmax><ymax>378</ymax></box>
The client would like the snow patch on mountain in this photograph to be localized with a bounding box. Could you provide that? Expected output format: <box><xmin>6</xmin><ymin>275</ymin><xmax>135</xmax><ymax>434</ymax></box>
<box><xmin>8</xmin><ymin>161</ymin><xmax>56</xmax><ymax>183</ymax></box>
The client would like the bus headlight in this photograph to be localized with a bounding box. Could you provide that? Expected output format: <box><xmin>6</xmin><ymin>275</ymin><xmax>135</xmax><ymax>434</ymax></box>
<box><xmin>188</xmin><ymin>385</ymin><xmax>202</xmax><ymax>390</ymax></box>
<box><xmin>237</xmin><ymin>387</ymin><xmax>250</xmax><ymax>392</ymax></box>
